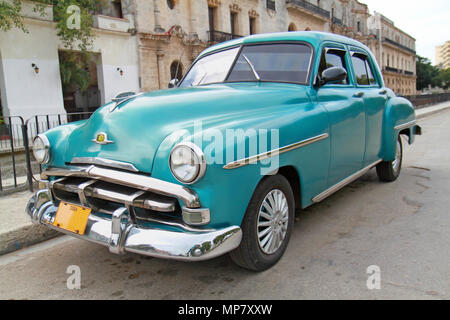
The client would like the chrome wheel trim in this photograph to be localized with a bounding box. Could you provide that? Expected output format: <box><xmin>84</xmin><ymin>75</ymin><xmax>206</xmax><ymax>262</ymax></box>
<box><xmin>392</xmin><ymin>139</ymin><xmax>402</xmax><ymax>174</ymax></box>
<box><xmin>257</xmin><ymin>189</ymin><xmax>289</xmax><ymax>255</ymax></box>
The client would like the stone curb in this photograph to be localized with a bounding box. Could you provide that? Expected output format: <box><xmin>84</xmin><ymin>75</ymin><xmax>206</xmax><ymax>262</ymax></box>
<box><xmin>0</xmin><ymin>224</ymin><xmax>60</xmax><ymax>256</ymax></box>
<box><xmin>416</xmin><ymin>105</ymin><xmax>450</xmax><ymax>120</ymax></box>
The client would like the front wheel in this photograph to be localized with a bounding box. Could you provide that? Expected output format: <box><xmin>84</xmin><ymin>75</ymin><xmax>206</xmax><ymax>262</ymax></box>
<box><xmin>229</xmin><ymin>175</ymin><xmax>295</xmax><ymax>272</ymax></box>
<box><xmin>376</xmin><ymin>136</ymin><xmax>403</xmax><ymax>182</ymax></box>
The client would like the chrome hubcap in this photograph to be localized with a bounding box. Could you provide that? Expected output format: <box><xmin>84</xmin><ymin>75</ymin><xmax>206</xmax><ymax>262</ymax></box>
<box><xmin>392</xmin><ymin>140</ymin><xmax>402</xmax><ymax>174</ymax></box>
<box><xmin>257</xmin><ymin>189</ymin><xmax>289</xmax><ymax>255</ymax></box>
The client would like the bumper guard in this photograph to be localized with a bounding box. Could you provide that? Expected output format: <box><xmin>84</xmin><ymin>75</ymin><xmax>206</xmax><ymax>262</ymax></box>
<box><xmin>26</xmin><ymin>190</ymin><xmax>242</xmax><ymax>261</ymax></box>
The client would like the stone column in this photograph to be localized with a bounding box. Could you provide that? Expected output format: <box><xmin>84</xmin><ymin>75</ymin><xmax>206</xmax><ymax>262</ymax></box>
<box><xmin>156</xmin><ymin>49</ymin><xmax>165</xmax><ymax>89</ymax></box>
<box><xmin>153</xmin><ymin>0</ymin><xmax>165</xmax><ymax>33</ymax></box>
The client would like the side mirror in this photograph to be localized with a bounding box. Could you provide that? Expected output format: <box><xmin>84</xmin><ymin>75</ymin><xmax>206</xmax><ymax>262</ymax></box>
<box><xmin>112</xmin><ymin>91</ymin><xmax>136</xmax><ymax>103</ymax></box>
<box><xmin>316</xmin><ymin>67</ymin><xmax>347</xmax><ymax>87</ymax></box>
<box><xmin>168</xmin><ymin>79</ymin><xmax>179</xmax><ymax>88</ymax></box>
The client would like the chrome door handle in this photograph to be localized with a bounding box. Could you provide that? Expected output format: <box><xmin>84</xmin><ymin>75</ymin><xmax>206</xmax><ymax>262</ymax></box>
<box><xmin>353</xmin><ymin>92</ymin><xmax>364</xmax><ymax>98</ymax></box>
<box><xmin>379</xmin><ymin>89</ymin><xmax>387</xmax><ymax>95</ymax></box>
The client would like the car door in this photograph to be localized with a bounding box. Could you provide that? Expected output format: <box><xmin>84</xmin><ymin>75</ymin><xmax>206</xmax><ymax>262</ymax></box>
<box><xmin>349</xmin><ymin>48</ymin><xmax>388</xmax><ymax>166</ymax></box>
<box><xmin>313</xmin><ymin>43</ymin><xmax>366</xmax><ymax>187</ymax></box>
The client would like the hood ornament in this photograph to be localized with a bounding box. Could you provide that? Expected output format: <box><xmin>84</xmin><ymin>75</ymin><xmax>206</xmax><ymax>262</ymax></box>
<box><xmin>92</xmin><ymin>132</ymin><xmax>114</xmax><ymax>145</ymax></box>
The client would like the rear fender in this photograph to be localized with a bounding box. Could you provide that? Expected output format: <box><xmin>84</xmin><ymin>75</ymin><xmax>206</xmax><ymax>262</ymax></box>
<box><xmin>382</xmin><ymin>96</ymin><xmax>417</xmax><ymax>161</ymax></box>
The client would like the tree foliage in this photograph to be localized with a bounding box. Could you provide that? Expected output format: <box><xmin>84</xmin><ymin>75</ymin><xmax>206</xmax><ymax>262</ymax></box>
<box><xmin>435</xmin><ymin>68</ymin><xmax>450</xmax><ymax>90</ymax></box>
<box><xmin>0</xmin><ymin>0</ymin><xmax>26</xmax><ymax>32</ymax></box>
<box><xmin>416</xmin><ymin>55</ymin><xmax>441</xmax><ymax>91</ymax></box>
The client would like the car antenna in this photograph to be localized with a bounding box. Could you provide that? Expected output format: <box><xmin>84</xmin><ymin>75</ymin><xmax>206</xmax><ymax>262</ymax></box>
<box><xmin>175</xmin><ymin>49</ymin><xmax>185</xmax><ymax>82</ymax></box>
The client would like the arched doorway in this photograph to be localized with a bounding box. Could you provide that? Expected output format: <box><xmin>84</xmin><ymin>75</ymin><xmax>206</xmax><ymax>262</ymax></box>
<box><xmin>288</xmin><ymin>23</ymin><xmax>297</xmax><ymax>32</ymax></box>
<box><xmin>170</xmin><ymin>60</ymin><xmax>183</xmax><ymax>81</ymax></box>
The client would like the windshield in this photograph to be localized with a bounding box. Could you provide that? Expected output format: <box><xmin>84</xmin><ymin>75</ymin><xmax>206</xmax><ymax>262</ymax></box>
<box><xmin>179</xmin><ymin>43</ymin><xmax>313</xmax><ymax>87</ymax></box>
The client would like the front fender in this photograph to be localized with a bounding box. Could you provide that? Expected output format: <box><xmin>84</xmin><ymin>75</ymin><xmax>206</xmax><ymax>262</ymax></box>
<box><xmin>42</xmin><ymin>120</ymin><xmax>88</xmax><ymax>169</ymax></box>
<box><xmin>382</xmin><ymin>96</ymin><xmax>417</xmax><ymax>161</ymax></box>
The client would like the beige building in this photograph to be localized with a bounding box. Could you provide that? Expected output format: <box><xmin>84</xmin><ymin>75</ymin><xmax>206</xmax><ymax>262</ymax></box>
<box><xmin>436</xmin><ymin>41</ymin><xmax>450</xmax><ymax>69</ymax></box>
<box><xmin>367</xmin><ymin>13</ymin><xmax>417</xmax><ymax>95</ymax></box>
<box><xmin>128</xmin><ymin>0</ymin><xmax>416</xmax><ymax>95</ymax></box>
<box><xmin>0</xmin><ymin>0</ymin><xmax>418</xmax><ymax>120</ymax></box>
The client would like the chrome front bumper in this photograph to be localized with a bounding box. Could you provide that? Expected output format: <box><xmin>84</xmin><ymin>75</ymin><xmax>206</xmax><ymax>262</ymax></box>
<box><xmin>26</xmin><ymin>190</ymin><xmax>242</xmax><ymax>261</ymax></box>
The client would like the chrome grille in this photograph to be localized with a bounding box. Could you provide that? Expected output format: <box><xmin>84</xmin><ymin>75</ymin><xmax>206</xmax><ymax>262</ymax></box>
<box><xmin>50</xmin><ymin>177</ymin><xmax>180</xmax><ymax>217</ymax></box>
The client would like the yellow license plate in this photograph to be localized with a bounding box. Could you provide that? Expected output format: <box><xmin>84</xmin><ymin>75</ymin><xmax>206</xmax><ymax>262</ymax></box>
<box><xmin>53</xmin><ymin>202</ymin><xmax>91</xmax><ymax>235</ymax></box>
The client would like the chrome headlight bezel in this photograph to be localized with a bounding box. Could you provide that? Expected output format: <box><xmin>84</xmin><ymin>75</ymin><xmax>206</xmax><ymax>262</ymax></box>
<box><xmin>32</xmin><ymin>134</ymin><xmax>51</xmax><ymax>164</ymax></box>
<box><xmin>169</xmin><ymin>142</ymin><xmax>206</xmax><ymax>185</ymax></box>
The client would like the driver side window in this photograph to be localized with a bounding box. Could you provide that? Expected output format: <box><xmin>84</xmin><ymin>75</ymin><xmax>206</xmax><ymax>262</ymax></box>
<box><xmin>318</xmin><ymin>48</ymin><xmax>349</xmax><ymax>85</ymax></box>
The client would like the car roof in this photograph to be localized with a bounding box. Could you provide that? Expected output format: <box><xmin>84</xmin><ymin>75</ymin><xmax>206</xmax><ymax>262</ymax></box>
<box><xmin>199</xmin><ymin>31</ymin><xmax>369</xmax><ymax>58</ymax></box>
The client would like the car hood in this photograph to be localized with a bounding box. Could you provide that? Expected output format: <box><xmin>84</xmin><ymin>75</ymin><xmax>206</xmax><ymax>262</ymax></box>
<box><xmin>65</xmin><ymin>83</ymin><xmax>312</xmax><ymax>173</ymax></box>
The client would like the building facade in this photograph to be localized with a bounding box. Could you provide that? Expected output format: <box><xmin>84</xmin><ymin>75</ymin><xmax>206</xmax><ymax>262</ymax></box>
<box><xmin>0</xmin><ymin>0</ymin><xmax>140</xmax><ymax>120</ymax></box>
<box><xmin>133</xmin><ymin>0</ymin><xmax>416</xmax><ymax>96</ymax></box>
<box><xmin>0</xmin><ymin>0</ymin><xmax>417</xmax><ymax>119</ymax></box>
<box><xmin>436</xmin><ymin>41</ymin><xmax>450</xmax><ymax>70</ymax></box>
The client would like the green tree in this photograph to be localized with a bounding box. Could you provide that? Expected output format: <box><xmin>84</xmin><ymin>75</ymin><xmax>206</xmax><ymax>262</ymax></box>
<box><xmin>0</xmin><ymin>0</ymin><xmax>26</xmax><ymax>32</ymax></box>
<box><xmin>435</xmin><ymin>68</ymin><xmax>450</xmax><ymax>90</ymax></box>
<box><xmin>416</xmin><ymin>55</ymin><xmax>440</xmax><ymax>91</ymax></box>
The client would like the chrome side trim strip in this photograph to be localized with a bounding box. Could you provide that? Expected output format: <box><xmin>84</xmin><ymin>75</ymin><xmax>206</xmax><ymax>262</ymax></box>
<box><xmin>223</xmin><ymin>133</ymin><xmax>329</xmax><ymax>170</ymax></box>
<box><xmin>42</xmin><ymin>165</ymin><xmax>201</xmax><ymax>208</ymax></box>
<box><xmin>394</xmin><ymin>120</ymin><xmax>417</xmax><ymax>131</ymax></box>
<box><xmin>70</xmin><ymin>157</ymin><xmax>139</xmax><ymax>173</ymax></box>
<box><xmin>312</xmin><ymin>160</ymin><xmax>382</xmax><ymax>203</ymax></box>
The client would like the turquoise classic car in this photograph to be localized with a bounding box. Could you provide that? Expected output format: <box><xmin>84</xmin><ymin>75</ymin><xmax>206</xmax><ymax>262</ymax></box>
<box><xmin>27</xmin><ymin>32</ymin><xmax>421</xmax><ymax>271</ymax></box>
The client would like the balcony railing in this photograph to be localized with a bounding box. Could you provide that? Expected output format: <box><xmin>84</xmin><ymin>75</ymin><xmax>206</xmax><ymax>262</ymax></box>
<box><xmin>384</xmin><ymin>66</ymin><xmax>401</xmax><ymax>73</ymax></box>
<box><xmin>404</xmin><ymin>70</ymin><xmax>415</xmax><ymax>76</ymax></box>
<box><xmin>208</xmin><ymin>31</ymin><xmax>242</xmax><ymax>43</ymax></box>
<box><xmin>267</xmin><ymin>0</ymin><xmax>276</xmax><ymax>11</ymax></box>
<box><xmin>286</xmin><ymin>0</ymin><xmax>330</xmax><ymax>20</ymax></box>
<box><xmin>383</xmin><ymin>37</ymin><xmax>416</xmax><ymax>55</ymax></box>
<box><xmin>332</xmin><ymin>17</ymin><xmax>344</xmax><ymax>26</ymax></box>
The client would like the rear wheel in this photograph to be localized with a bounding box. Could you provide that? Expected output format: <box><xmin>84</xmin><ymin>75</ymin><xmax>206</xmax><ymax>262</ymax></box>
<box><xmin>230</xmin><ymin>175</ymin><xmax>295</xmax><ymax>272</ymax></box>
<box><xmin>376</xmin><ymin>136</ymin><xmax>403</xmax><ymax>182</ymax></box>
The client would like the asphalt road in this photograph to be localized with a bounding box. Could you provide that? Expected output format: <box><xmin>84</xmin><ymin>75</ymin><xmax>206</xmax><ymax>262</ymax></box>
<box><xmin>0</xmin><ymin>110</ymin><xmax>449</xmax><ymax>300</ymax></box>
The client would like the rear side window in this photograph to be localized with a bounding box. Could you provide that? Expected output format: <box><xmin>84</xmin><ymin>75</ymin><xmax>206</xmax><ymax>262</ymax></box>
<box><xmin>318</xmin><ymin>48</ymin><xmax>349</xmax><ymax>85</ymax></box>
<box><xmin>351</xmin><ymin>53</ymin><xmax>377</xmax><ymax>86</ymax></box>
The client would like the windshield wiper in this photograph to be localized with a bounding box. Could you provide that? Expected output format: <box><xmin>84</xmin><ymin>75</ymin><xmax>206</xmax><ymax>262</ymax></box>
<box><xmin>242</xmin><ymin>54</ymin><xmax>261</xmax><ymax>81</ymax></box>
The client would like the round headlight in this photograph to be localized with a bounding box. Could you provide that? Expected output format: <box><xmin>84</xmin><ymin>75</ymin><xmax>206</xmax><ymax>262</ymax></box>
<box><xmin>33</xmin><ymin>135</ymin><xmax>50</xmax><ymax>164</ymax></box>
<box><xmin>169</xmin><ymin>142</ymin><xmax>206</xmax><ymax>184</ymax></box>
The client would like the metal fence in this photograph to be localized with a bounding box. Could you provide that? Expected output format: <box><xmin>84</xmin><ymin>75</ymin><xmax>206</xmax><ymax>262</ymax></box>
<box><xmin>404</xmin><ymin>93</ymin><xmax>450</xmax><ymax>109</ymax></box>
<box><xmin>0</xmin><ymin>112</ymin><xmax>92</xmax><ymax>194</ymax></box>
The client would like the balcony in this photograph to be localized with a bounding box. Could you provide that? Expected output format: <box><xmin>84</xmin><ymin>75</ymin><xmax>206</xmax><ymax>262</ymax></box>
<box><xmin>208</xmin><ymin>31</ymin><xmax>242</xmax><ymax>44</ymax></box>
<box><xmin>267</xmin><ymin>0</ymin><xmax>276</xmax><ymax>11</ymax></box>
<box><xmin>286</xmin><ymin>0</ymin><xmax>330</xmax><ymax>20</ymax></box>
<box><xmin>332</xmin><ymin>17</ymin><xmax>344</xmax><ymax>26</ymax></box>
<box><xmin>383</xmin><ymin>37</ymin><xmax>416</xmax><ymax>55</ymax></box>
<box><xmin>384</xmin><ymin>66</ymin><xmax>401</xmax><ymax>73</ymax></box>
<box><xmin>93</xmin><ymin>15</ymin><xmax>131</xmax><ymax>33</ymax></box>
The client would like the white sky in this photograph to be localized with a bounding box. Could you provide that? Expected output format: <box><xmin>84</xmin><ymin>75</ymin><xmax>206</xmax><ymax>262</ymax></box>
<box><xmin>359</xmin><ymin>0</ymin><xmax>450</xmax><ymax>64</ymax></box>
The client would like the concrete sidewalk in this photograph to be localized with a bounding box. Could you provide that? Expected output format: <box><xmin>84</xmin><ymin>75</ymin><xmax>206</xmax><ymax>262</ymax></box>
<box><xmin>0</xmin><ymin>100</ymin><xmax>449</xmax><ymax>256</ymax></box>
<box><xmin>0</xmin><ymin>190</ymin><xmax>59</xmax><ymax>255</ymax></box>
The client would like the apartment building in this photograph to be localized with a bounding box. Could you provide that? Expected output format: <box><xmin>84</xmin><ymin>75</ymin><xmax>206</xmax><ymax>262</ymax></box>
<box><xmin>436</xmin><ymin>41</ymin><xmax>450</xmax><ymax>69</ymax></box>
